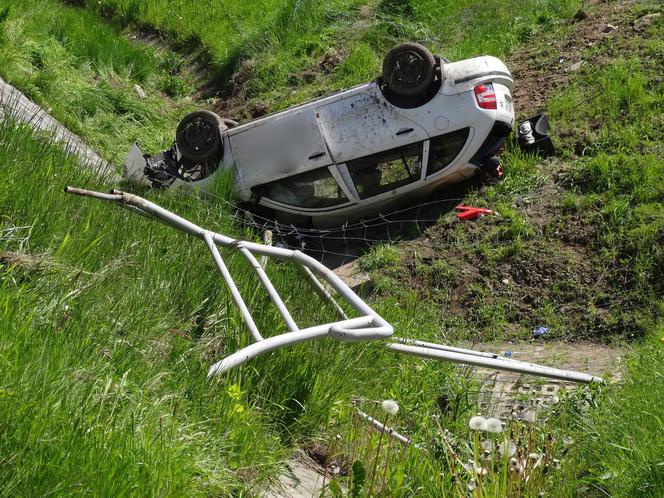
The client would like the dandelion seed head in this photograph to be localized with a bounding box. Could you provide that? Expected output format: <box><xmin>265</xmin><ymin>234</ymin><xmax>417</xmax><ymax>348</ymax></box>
<box><xmin>469</xmin><ymin>415</ymin><xmax>487</xmax><ymax>431</ymax></box>
<box><xmin>486</xmin><ymin>417</ymin><xmax>503</xmax><ymax>433</ymax></box>
<box><xmin>475</xmin><ymin>466</ymin><xmax>488</xmax><ymax>476</ymax></box>
<box><xmin>499</xmin><ymin>440</ymin><xmax>517</xmax><ymax>458</ymax></box>
<box><xmin>382</xmin><ymin>399</ymin><xmax>399</xmax><ymax>415</ymax></box>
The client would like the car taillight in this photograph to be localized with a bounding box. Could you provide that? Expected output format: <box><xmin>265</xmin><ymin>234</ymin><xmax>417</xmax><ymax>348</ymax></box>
<box><xmin>474</xmin><ymin>83</ymin><xmax>497</xmax><ymax>109</ymax></box>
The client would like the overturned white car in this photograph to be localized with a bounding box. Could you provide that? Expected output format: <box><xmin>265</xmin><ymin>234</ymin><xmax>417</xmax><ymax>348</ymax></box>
<box><xmin>124</xmin><ymin>43</ymin><xmax>515</xmax><ymax>225</ymax></box>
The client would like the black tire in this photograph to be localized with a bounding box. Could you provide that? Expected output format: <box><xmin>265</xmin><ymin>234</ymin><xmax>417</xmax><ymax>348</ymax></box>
<box><xmin>382</xmin><ymin>42</ymin><xmax>436</xmax><ymax>97</ymax></box>
<box><xmin>175</xmin><ymin>110</ymin><xmax>224</xmax><ymax>163</ymax></box>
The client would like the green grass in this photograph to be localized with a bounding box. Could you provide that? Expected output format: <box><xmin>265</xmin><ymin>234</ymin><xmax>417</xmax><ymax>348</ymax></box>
<box><xmin>547</xmin><ymin>333</ymin><xmax>664</xmax><ymax>497</ymax></box>
<box><xmin>1</xmin><ymin>0</ymin><xmax>663</xmax><ymax>496</ymax></box>
<box><xmin>0</xmin><ymin>114</ymin><xmax>485</xmax><ymax>495</ymax></box>
<box><xmin>80</xmin><ymin>0</ymin><xmax>580</xmax><ymax>111</ymax></box>
<box><xmin>0</xmin><ymin>0</ymin><xmax>197</xmax><ymax>160</ymax></box>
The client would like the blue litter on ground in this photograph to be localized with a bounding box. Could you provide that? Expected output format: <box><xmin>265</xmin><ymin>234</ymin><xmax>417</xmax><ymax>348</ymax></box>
<box><xmin>533</xmin><ymin>326</ymin><xmax>550</xmax><ymax>338</ymax></box>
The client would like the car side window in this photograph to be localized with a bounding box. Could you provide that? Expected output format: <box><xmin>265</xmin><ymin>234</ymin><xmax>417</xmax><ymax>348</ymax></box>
<box><xmin>257</xmin><ymin>167</ymin><xmax>348</xmax><ymax>209</ymax></box>
<box><xmin>427</xmin><ymin>127</ymin><xmax>470</xmax><ymax>175</ymax></box>
<box><xmin>347</xmin><ymin>143</ymin><xmax>422</xmax><ymax>200</ymax></box>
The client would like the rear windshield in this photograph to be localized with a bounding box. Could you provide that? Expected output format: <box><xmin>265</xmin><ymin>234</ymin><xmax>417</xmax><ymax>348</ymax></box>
<box><xmin>347</xmin><ymin>143</ymin><xmax>423</xmax><ymax>200</ymax></box>
<box><xmin>257</xmin><ymin>167</ymin><xmax>348</xmax><ymax>209</ymax></box>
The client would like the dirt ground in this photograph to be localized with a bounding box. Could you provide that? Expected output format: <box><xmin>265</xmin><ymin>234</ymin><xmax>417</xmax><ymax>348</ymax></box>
<box><xmin>510</xmin><ymin>0</ymin><xmax>634</xmax><ymax>117</ymax></box>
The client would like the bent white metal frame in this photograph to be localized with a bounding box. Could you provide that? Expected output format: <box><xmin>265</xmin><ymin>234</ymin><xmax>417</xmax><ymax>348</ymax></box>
<box><xmin>65</xmin><ymin>187</ymin><xmax>603</xmax><ymax>385</ymax></box>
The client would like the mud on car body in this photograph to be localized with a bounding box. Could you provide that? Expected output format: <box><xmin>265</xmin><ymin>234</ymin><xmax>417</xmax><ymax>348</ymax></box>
<box><xmin>124</xmin><ymin>43</ymin><xmax>515</xmax><ymax>226</ymax></box>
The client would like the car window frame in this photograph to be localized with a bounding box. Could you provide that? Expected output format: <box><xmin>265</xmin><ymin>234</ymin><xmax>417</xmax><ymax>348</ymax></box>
<box><xmin>424</xmin><ymin>127</ymin><xmax>472</xmax><ymax>178</ymax></box>
<box><xmin>256</xmin><ymin>165</ymin><xmax>356</xmax><ymax>213</ymax></box>
<box><xmin>338</xmin><ymin>140</ymin><xmax>429</xmax><ymax>202</ymax></box>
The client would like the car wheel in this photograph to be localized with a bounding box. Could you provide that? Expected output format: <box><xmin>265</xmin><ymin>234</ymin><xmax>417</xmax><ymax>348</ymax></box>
<box><xmin>175</xmin><ymin>110</ymin><xmax>224</xmax><ymax>163</ymax></box>
<box><xmin>382</xmin><ymin>42</ymin><xmax>436</xmax><ymax>97</ymax></box>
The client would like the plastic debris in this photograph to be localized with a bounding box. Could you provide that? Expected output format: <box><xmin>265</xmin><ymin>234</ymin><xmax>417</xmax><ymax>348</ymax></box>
<box><xmin>532</xmin><ymin>326</ymin><xmax>550</xmax><ymax>338</ymax></box>
<box><xmin>455</xmin><ymin>205</ymin><xmax>494</xmax><ymax>221</ymax></box>
<box><xmin>503</xmin><ymin>351</ymin><xmax>513</xmax><ymax>357</ymax></box>
<box><xmin>517</xmin><ymin>113</ymin><xmax>554</xmax><ymax>156</ymax></box>
<box><xmin>133</xmin><ymin>84</ymin><xmax>147</xmax><ymax>99</ymax></box>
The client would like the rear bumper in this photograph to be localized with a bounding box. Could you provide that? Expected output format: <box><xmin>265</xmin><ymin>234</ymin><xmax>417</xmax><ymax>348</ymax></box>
<box><xmin>470</xmin><ymin>121</ymin><xmax>513</xmax><ymax>167</ymax></box>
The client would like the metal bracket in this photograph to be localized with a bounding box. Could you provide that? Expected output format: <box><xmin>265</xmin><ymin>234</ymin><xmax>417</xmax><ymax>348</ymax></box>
<box><xmin>65</xmin><ymin>187</ymin><xmax>603</xmax><ymax>384</ymax></box>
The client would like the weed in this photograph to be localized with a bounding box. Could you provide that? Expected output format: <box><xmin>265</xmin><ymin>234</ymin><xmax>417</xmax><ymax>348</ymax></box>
<box><xmin>359</xmin><ymin>243</ymin><xmax>401</xmax><ymax>272</ymax></box>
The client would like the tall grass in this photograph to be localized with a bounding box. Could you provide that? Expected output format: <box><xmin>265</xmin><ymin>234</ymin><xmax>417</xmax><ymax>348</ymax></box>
<box><xmin>79</xmin><ymin>0</ymin><xmax>581</xmax><ymax>111</ymax></box>
<box><xmin>550</xmin><ymin>334</ymin><xmax>664</xmax><ymax>497</ymax></box>
<box><xmin>0</xmin><ymin>0</ymin><xmax>197</xmax><ymax>160</ymax></box>
<box><xmin>0</xmin><ymin>115</ymin><xmax>481</xmax><ymax>495</ymax></box>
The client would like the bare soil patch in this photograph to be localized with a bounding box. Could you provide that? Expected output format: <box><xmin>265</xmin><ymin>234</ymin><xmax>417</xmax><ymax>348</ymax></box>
<box><xmin>511</xmin><ymin>0</ymin><xmax>636</xmax><ymax>117</ymax></box>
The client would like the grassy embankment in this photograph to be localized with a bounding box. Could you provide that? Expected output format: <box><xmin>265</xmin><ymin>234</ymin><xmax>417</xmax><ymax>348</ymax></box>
<box><xmin>0</xmin><ymin>0</ymin><xmax>579</xmax><ymax>158</ymax></box>
<box><xmin>0</xmin><ymin>0</ymin><xmax>197</xmax><ymax>160</ymax></box>
<box><xmin>1</xmin><ymin>0</ymin><xmax>663</xmax><ymax>496</ymax></box>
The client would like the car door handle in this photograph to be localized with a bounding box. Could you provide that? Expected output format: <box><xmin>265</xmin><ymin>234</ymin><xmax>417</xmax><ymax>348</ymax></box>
<box><xmin>308</xmin><ymin>152</ymin><xmax>326</xmax><ymax>160</ymax></box>
<box><xmin>396</xmin><ymin>128</ymin><xmax>414</xmax><ymax>136</ymax></box>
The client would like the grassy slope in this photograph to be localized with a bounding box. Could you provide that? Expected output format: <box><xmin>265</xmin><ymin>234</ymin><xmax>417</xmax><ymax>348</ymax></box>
<box><xmin>0</xmin><ymin>0</ymin><xmax>196</xmax><ymax>160</ymax></box>
<box><xmin>0</xmin><ymin>118</ymin><xmax>470</xmax><ymax>495</ymax></box>
<box><xmin>82</xmin><ymin>0</ymin><xmax>578</xmax><ymax>111</ymax></box>
<box><xmin>0</xmin><ymin>0</ymin><xmax>662</xmax><ymax>496</ymax></box>
<box><xmin>0</xmin><ymin>0</ymin><xmax>579</xmax><ymax>160</ymax></box>
<box><xmin>361</xmin><ymin>3</ymin><xmax>663</xmax><ymax>346</ymax></box>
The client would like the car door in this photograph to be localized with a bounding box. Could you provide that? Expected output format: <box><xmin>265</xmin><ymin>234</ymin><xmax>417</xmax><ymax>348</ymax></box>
<box><xmin>341</xmin><ymin>141</ymin><xmax>427</xmax><ymax>201</ymax></box>
<box><xmin>315</xmin><ymin>84</ymin><xmax>429</xmax><ymax>164</ymax></box>
<box><xmin>228</xmin><ymin>106</ymin><xmax>332</xmax><ymax>193</ymax></box>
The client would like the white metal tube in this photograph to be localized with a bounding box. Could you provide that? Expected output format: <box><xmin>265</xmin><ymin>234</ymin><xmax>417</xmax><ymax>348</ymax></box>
<box><xmin>236</xmin><ymin>245</ymin><xmax>299</xmax><ymax>332</ymax></box>
<box><xmin>67</xmin><ymin>188</ymin><xmax>603</xmax><ymax>385</ymax></box>
<box><xmin>208</xmin><ymin>315</ymin><xmax>375</xmax><ymax>377</ymax></box>
<box><xmin>67</xmin><ymin>189</ymin><xmax>389</xmax><ymax>334</ymax></box>
<box><xmin>356</xmin><ymin>409</ymin><xmax>411</xmax><ymax>446</ymax></box>
<box><xmin>392</xmin><ymin>338</ymin><xmax>538</xmax><ymax>365</ymax></box>
<box><xmin>388</xmin><ymin>343</ymin><xmax>603</xmax><ymax>384</ymax></box>
<box><xmin>202</xmin><ymin>232</ymin><xmax>263</xmax><ymax>343</ymax></box>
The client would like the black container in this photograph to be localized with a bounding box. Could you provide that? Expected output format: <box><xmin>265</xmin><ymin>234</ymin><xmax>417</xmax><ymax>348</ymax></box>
<box><xmin>517</xmin><ymin>113</ymin><xmax>555</xmax><ymax>157</ymax></box>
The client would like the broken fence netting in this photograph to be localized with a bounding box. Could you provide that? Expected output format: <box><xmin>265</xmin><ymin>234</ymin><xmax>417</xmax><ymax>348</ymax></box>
<box><xmin>65</xmin><ymin>186</ymin><xmax>603</xmax><ymax>384</ymax></box>
<box><xmin>120</xmin><ymin>172</ymin><xmax>660</xmax><ymax>336</ymax></box>
<box><xmin>123</xmin><ymin>165</ymin><xmax>474</xmax><ymax>261</ymax></box>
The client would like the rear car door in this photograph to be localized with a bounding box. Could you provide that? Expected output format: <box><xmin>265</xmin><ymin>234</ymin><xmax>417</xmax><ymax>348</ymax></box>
<box><xmin>315</xmin><ymin>86</ymin><xmax>429</xmax><ymax>164</ymax></box>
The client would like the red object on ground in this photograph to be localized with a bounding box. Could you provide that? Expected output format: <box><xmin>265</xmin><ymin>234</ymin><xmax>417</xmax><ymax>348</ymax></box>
<box><xmin>455</xmin><ymin>205</ymin><xmax>494</xmax><ymax>221</ymax></box>
<box><xmin>492</xmin><ymin>162</ymin><xmax>504</xmax><ymax>178</ymax></box>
